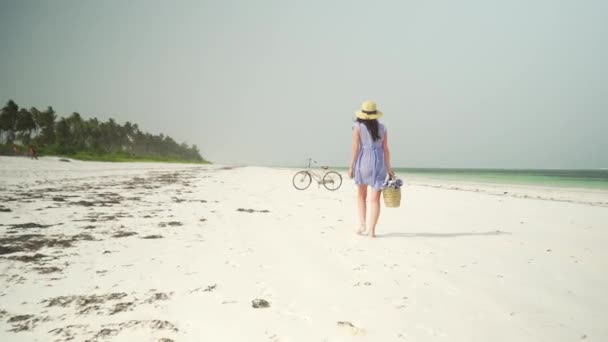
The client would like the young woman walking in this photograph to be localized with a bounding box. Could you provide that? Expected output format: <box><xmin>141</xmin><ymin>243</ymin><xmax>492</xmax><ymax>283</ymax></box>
<box><xmin>348</xmin><ymin>100</ymin><xmax>394</xmax><ymax>238</ymax></box>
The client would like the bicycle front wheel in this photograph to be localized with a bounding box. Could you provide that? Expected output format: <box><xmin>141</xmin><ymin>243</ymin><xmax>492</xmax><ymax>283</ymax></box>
<box><xmin>293</xmin><ymin>171</ymin><xmax>312</xmax><ymax>190</ymax></box>
<box><xmin>322</xmin><ymin>171</ymin><xmax>342</xmax><ymax>191</ymax></box>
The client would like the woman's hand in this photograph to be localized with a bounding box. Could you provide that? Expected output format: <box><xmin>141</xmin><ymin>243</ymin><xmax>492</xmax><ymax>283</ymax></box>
<box><xmin>348</xmin><ymin>166</ymin><xmax>354</xmax><ymax>179</ymax></box>
<box><xmin>388</xmin><ymin>168</ymin><xmax>395</xmax><ymax>179</ymax></box>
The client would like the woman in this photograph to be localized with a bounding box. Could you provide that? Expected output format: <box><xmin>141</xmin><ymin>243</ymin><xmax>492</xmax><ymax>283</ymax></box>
<box><xmin>348</xmin><ymin>100</ymin><xmax>394</xmax><ymax>238</ymax></box>
<box><xmin>28</xmin><ymin>145</ymin><xmax>38</xmax><ymax>160</ymax></box>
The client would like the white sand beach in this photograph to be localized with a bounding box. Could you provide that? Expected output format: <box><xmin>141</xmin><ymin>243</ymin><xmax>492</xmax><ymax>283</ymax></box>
<box><xmin>1</xmin><ymin>156</ymin><xmax>607</xmax><ymax>341</ymax></box>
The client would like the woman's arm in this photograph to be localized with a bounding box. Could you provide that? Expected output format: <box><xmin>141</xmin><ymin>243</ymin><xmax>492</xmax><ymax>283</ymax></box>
<box><xmin>348</xmin><ymin>126</ymin><xmax>360</xmax><ymax>178</ymax></box>
<box><xmin>383</xmin><ymin>131</ymin><xmax>395</xmax><ymax>178</ymax></box>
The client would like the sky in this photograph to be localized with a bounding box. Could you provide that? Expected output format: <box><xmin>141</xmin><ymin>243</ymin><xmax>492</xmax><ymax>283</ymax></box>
<box><xmin>1</xmin><ymin>0</ymin><xmax>607</xmax><ymax>168</ymax></box>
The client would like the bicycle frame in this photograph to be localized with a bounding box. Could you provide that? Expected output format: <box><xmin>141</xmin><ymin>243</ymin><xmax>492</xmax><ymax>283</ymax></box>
<box><xmin>305</xmin><ymin>158</ymin><xmax>327</xmax><ymax>183</ymax></box>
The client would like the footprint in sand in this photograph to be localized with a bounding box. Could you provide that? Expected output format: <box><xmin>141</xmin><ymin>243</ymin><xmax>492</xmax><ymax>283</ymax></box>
<box><xmin>264</xmin><ymin>330</ymin><xmax>283</xmax><ymax>341</ymax></box>
<box><xmin>383</xmin><ymin>263</ymin><xmax>399</xmax><ymax>270</ymax></box>
<box><xmin>337</xmin><ymin>321</ymin><xmax>366</xmax><ymax>336</ymax></box>
<box><xmin>353</xmin><ymin>282</ymin><xmax>372</xmax><ymax>287</ymax></box>
<box><xmin>352</xmin><ymin>264</ymin><xmax>368</xmax><ymax>272</ymax></box>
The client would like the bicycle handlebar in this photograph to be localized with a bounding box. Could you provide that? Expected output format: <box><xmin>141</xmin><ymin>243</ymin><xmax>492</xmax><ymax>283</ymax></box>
<box><xmin>306</xmin><ymin>158</ymin><xmax>318</xmax><ymax>168</ymax></box>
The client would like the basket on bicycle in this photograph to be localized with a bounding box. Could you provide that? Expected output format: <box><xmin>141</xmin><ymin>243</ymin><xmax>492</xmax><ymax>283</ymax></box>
<box><xmin>382</xmin><ymin>178</ymin><xmax>403</xmax><ymax>208</ymax></box>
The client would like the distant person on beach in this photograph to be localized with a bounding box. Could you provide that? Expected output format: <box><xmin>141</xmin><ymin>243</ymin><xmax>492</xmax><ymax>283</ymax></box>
<box><xmin>28</xmin><ymin>145</ymin><xmax>37</xmax><ymax>160</ymax></box>
<box><xmin>348</xmin><ymin>101</ymin><xmax>394</xmax><ymax>238</ymax></box>
<box><xmin>13</xmin><ymin>145</ymin><xmax>21</xmax><ymax>156</ymax></box>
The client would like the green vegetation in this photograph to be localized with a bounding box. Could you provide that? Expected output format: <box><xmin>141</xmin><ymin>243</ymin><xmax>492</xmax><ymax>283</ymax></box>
<box><xmin>0</xmin><ymin>99</ymin><xmax>208</xmax><ymax>163</ymax></box>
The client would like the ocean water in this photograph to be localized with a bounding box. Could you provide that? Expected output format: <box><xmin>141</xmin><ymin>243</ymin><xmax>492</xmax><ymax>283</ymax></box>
<box><xmin>394</xmin><ymin>168</ymin><xmax>608</xmax><ymax>190</ymax></box>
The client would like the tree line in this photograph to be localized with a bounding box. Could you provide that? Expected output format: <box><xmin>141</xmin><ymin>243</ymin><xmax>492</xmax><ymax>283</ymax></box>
<box><xmin>0</xmin><ymin>99</ymin><xmax>205</xmax><ymax>161</ymax></box>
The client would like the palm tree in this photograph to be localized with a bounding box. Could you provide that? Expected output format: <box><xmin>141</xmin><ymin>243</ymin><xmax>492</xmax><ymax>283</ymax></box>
<box><xmin>0</xmin><ymin>100</ymin><xmax>19</xmax><ymax>144</ymax></box>
<box><xmin>16</xmin><ymin>108</ymin><xmax>36</xmax><ymax>145</ymax></box>
<box><xmin>30</xmin><ymin>107</ymin><xmax>41</xmax><ymax>137</ymax></box>
<box><xmin>67</xmin><ymin>112</ymin><xmax>85</xmax><ymax>149</ymax></box>
<box><xmin>55</xmin><ymin>117</ymin><xmax>71</xmax><ymax>148</ymax></box>
<box><xmin>85</xmin><ymin>118</ymin><xmax>101</xmax><ymax>152</ymax></box>
<box><xmin>33</xmin><ymin>106</ymin><xmax>56</xmax><ymax>146</ymax></box>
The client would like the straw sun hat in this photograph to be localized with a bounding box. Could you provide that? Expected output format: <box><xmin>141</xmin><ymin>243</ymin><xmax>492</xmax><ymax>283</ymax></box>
<box><xmin>355</xmin><ymin>100</ymin><xmax>383</xmax><ymax>120</ymax></box>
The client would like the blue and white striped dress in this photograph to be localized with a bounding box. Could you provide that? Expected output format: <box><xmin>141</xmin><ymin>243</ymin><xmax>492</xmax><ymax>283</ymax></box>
<box><xmin>353</xmin><ymin>122</ymin><xmax>388</xmax><ymax>191</ymax></box>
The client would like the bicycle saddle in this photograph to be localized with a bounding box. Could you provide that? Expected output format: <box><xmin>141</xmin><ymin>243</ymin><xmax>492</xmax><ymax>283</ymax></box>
<box><xmin>321</xmin><ymin>166</ymin><xmax>329</xmax><ymax>170</ymax></box>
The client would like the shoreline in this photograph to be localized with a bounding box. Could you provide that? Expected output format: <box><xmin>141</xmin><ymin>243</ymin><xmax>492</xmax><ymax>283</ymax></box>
<box><xmin>281</xmin><ymin>165</ymin><xmax>608</xmax><ymax>207</ymax></box>
<box><xmin>408</xmin><ymin>178</ymin><xmax>608</xmax><ymax>208</ymax></box>
<box><xmin>322</xmin><ymin>166</ymin><xmax>608</xmax><ymax>192</ymax></box>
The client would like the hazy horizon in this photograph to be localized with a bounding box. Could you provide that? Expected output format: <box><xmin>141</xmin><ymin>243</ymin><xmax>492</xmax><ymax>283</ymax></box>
<box><xmin>1</xmin><ymin>1</ymin><xmax>607</xmax><ymax>169</ymax></box>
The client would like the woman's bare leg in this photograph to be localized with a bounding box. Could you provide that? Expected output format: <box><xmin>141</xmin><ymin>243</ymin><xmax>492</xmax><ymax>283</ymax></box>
<box><xmin>368</xmin><ymin>190</ymin><xmax>381</xmax><ymax>238</ymax></box>
<box><xmin>357</xmin><ymin>185</ymin><xmax>368</xmax><ymax>234</ymax></box>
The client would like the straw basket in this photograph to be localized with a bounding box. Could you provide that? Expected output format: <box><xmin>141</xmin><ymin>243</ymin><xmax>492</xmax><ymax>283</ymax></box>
<box><xmin>382</xmin><ymin>186</ymin><xmax>401</xmax><ymax>208</ymax></box>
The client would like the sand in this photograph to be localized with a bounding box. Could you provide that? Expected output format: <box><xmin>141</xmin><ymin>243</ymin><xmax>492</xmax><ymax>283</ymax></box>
<box><xmin>0</xmin><ymin>156</ymin><xmax>607</xmax><ymax>341</ymax></box>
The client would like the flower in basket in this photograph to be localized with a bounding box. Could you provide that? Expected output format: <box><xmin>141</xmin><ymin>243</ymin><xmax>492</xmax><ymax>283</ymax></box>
<box><xmin>382</xmin><ymin>178</ymin><xmax>404</xmax><ymax>189</ymax></box>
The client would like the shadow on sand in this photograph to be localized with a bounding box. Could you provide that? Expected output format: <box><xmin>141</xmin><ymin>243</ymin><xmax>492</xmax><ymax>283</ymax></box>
<box><xmin>377</xmin><ymin>230</ymin><xmax>511</xmax><ymax>238</ymax></box>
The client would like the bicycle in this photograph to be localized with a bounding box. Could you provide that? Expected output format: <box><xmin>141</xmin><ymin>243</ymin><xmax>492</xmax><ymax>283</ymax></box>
<box><xmin>292</xmin><ymin>158</ymin><xmax>343</xmax><ymax>191</ymax></box>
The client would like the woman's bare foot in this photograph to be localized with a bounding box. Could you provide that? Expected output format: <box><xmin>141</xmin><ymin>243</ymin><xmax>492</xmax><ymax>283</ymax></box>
<box><xmin>369</xmin><ymin>230</ymin><xmax>376</xmax><ymax>238</ymax></box>
<box><xmin>357</xmin><ymin>224</ymin><xmax>367</xmax><ymax>235</ymax></box>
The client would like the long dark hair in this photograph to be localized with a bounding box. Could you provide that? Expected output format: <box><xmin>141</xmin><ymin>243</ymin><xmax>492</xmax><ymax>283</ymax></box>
<box><xmin>356</xmin><ymin>118</ymin><xmax>381</xmax><ymax>141</ymax></box>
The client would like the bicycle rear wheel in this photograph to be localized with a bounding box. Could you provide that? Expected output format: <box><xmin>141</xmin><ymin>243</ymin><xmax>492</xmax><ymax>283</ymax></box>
<box><xmin>322</xmin><ymin>171</ymin><xmax>342</xmax><ymax>191</ymax></box>
<box><xmin>293</xmin><ymin>171</ymin><xmax>312</xmax><ymax>190</ymax></box>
